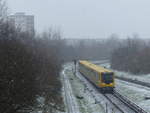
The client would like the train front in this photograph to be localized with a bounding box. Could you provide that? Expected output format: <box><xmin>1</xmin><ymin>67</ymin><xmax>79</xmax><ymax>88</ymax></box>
<box><xmin>99</xmin><ymin>72</ymin><xmax>115</xmax><ymax>93</ymax></box>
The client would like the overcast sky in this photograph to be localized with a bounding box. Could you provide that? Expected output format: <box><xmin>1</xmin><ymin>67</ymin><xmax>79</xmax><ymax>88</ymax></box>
<box><xmin>7</xmin><ymin>0</ymin><xmax>150</xmax><ymax>39</ymax></box>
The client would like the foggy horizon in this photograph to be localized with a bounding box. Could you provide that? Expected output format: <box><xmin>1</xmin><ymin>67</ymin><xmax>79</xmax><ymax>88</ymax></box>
<box><xmin>7</xmin><ymin>0</ymin><xmax>150</xmax><ymax>39</ymax></box>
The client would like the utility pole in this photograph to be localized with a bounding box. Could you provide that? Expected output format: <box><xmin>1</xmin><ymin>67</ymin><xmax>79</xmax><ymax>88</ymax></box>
<box><xmin>73</xmin><ymin>59</ymin><xmax>77</xmax><ymax>76</ymax></box>
<box><xmin>106</xmin><ymin>103</ymin><xmax>108</xmax><ymax>113</ymax></box>
<box><xmin>112</xmin><ymin>108</ymin><xmax>114</xmax><ymax>113</ymax></box>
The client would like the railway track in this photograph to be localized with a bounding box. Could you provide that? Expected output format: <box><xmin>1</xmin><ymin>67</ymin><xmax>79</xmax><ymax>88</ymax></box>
<box><xmin>76</xmin><ymin>66</ymin><xmax>148</xmax><ymax>113</ymax></box>
<box><xmin>103</xmin><ymin>93</ymin><xmax>125</xmax><ymax>113</ymax></box>
<box><xmin>113</xmin><ymin>90</ymin><xmax>147</xmax><ymax>113</ymax></box>
<box><xmin>77</xmin><ymin>71</ymin><xmax>123</xmax><ymax>113</ymax></box>
<box><xmin>103</xmin><ymin>90</ymin><xmax>148</xmax><ymax>113</ymax></box>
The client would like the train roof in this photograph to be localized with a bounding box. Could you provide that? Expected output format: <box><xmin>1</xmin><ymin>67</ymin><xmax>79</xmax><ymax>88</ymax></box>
<box><xmin>79</xmin><ymin>60</ymin><xmax>112</xmax><ymax>73</ymax></box>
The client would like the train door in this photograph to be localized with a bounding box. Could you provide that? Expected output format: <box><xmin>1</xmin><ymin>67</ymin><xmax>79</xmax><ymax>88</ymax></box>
<box><xmin>99</xmin><ymin>72</ymin><xmax>101</xmax><ymax>86</ymax></box>
<box><xmin>95</xmin><ymin>72</ymin><xmax>99</xmax><ymax>85</ymax></box>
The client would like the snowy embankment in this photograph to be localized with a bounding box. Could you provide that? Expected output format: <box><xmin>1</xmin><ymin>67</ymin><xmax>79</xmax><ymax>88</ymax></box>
<box><xmin>62</xmin><ymin>61</ymin><xmax>150</xmax><ymax>113</ymax></box>
<box><xmin>100</xmin><ymin>63</ymin><xmax>150</xmax><ymax>86</ymax></box>
<box><xmin>63</xmin><ymin>63</ymin><xmax>106</xmax><ymax>113</ymax></box>
<box><xmin>116</xmin><ymin>79</ymin><xmax>150</xmax><ymax>112</ymax></box>
<box><xmin>63</xmin><ymin>63</ymin><xmax>135</xmax><ymax>113</ymax></box>
<box><xmin>61</xmin><ymin>64</ymin><xmax>80</xmax><ymax>113</ymax></box>
<box><xmin>98</xmin><ymin>62</ymin><xmax>150</xmax><ymax>112</ymax></box>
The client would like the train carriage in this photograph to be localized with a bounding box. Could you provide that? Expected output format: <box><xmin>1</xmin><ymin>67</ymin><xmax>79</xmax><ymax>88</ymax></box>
<box><xmin>78</xmin><ymin>60</ymin><xmax>115</xmax><ymax>93</ymax></box>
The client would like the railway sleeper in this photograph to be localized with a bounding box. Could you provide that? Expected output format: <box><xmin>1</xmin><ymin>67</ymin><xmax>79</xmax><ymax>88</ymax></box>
<box><xmin>113</xmin><ymin>90</ymin><xmax>148</xmax><ymax>113</ymax></box>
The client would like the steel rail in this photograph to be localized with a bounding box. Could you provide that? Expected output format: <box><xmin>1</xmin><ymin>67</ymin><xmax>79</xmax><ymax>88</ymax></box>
<box><xmin>113</xmin><ymin>90</ymin><xmax>148</xmax><ymax>113</ymax></box>
<box><xmin>77</xmin><ymin>61</ymin><xmax>148</xmax><ymax>113</ymax></box>
<box><xmin>103</xmin><ymin>94</ymin><xmax>125</xmax><ymax>113</ymax></box>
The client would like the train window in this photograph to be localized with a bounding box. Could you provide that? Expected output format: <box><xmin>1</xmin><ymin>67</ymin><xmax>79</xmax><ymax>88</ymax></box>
<box><xmin>101</xmin><ymin>72</ymin><xmax>113</xmax><ymax>84</ymax></box>
<box><xmin>95</xmin><ymin>72</ymin><xmax>98</xmax><ymax>80</ymax></box>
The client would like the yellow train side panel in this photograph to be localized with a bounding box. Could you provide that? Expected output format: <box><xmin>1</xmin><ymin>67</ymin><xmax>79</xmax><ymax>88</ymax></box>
<box><xmin>79</xmin><ymin>60</ymin><xmax>115</xmax><ymax>88</ymax></box>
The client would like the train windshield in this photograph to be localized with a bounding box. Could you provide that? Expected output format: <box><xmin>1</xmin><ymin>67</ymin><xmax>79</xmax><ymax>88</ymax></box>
<box><xmin>101</xmin><ymin>72</ymin><xmax>113</xmax><ymax>84</ymax></box>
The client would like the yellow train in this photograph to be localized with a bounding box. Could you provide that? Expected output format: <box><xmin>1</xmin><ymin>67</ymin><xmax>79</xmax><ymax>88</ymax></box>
<box><xmin>78</xmin><ymin>60</ymin><xmax>115</xmax><ymax>93</ymax></box>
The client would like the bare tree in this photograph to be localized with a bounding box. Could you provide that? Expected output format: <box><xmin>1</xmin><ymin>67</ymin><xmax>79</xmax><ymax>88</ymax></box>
<box><xmin>110</xmin><ymin>36</ymin><xmax>150</xmax><ymax>74</ymax></box>
<box><xmin>0</xmin><ymin>18</ymin><xmax>64</xmax><ymax>113</ymax></box>
<box><xmin>0</xmin><ymin>0</ymin><xmax>7</xmax><ymax>21</ymax></box>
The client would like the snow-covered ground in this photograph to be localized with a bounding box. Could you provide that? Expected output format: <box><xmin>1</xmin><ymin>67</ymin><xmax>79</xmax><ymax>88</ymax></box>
<box><xmin>51</xmin><ymin>61</ymin><xmax>150</xmax><ymax>113</ymax></box>
<box><xmin>114</xmin><ymin>70</ymin><xmax>150</xmax><ymax>83</ymax></box>
<box><xmin>63</xmin><ymin>63</ymin><xmax>105</xmax><ymax>113</ymax></box>
<box><xmin>97</xmin><ymin>62</ymin><xmax>150</xmax><ymax>112</ymax></box>
<box><xmin>100</xmin><ymin>62</ymin><xmax>150</xmax><ymax>85</ymax></box>
<box><xmin>116</xmin><ymin>79</ymin><xmax>150</xmax><ymax>112</ymax></box>
<box><xmin>61</xmin><ymin>64</ymin><xmax>80</xmax><ymax>113</ymax></box>
<box><xmin>62</xmin><ymin>63</ymin><xmax>139</xmax><ymax>113</ymax></box>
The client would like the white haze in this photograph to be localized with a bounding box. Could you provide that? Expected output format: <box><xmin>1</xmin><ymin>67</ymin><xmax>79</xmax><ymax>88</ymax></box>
<box><xmin>7</xmin><ymin>0</ymin><xmax>150</xmax><ymax>39</ymax></box>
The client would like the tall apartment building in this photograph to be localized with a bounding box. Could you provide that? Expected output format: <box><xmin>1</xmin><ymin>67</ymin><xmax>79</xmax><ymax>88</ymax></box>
<box><xmin>9</xmin><ymin>12</ymin><xmax>34</xmax><ymax>35</ymax></box>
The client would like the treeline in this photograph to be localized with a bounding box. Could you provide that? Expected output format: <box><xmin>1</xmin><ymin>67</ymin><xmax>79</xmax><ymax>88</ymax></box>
<box><xmin>111</xmin><ymin>37</ymin><xmax>150</xmax><ymax>74</ymax></box>
<box><xmin>0</xmin><ymin>23</ymin><xmax>64</xmax><ymax>112</ymax></box>
<box><xmin>62</xmin><ymin>35</ymin><xmax>120</xmax><ymax>61</ymax></box>
<box><xmin>0</xmin><ymin>0</ymin><xmax>121</xmax><ymax>112</ymax></box>
<box><xmin>0</xmin><ymin>1</ymin><xmax>64</xmax><ymax>112</ymax></box>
